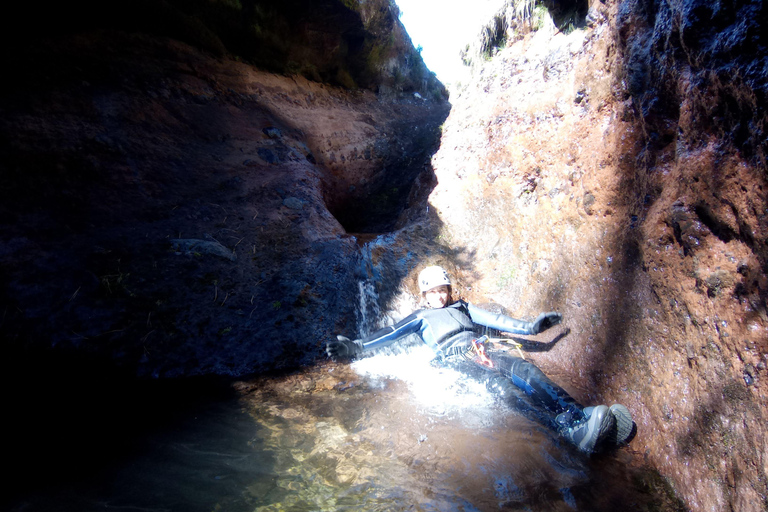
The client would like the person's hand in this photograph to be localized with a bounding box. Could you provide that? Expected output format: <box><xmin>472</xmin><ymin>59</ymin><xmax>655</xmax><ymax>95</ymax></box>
<box><xmin>326</xmin><ymin>335</ymin><xmax>363</xmax><ymax>360</ymax></box>
<box><xmin>530</xmin><ymin>312</ymin><xmax>562</xmax><ymax>334</ymax></box>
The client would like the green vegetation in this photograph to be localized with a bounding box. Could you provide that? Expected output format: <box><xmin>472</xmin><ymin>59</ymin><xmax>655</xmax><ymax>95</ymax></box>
<box><xmin>531</xmin><ymin>5</ymin><xmax>549</xmax><ymax>31</ymax></box>
<box><xmin>339</xmin><ymin>0</ymin><xmax>360</xmax><ymax>11</ymax></box>
<box><xmin>335</xmin><ymin>68</ymin><xmax>358</xmax><ymax>90</ymax></box>
<box><xmin>629</xmin><ymin>469</ymin><xmax>689</xmax><ymax>512</ymax></box>
<box><xmin>369</xmin><ymin>187</ymin><xmax>400</xmax><ymax>215</ymax></box>
<box><xmin>479</xmin><ymin>13</ymin><xmax>507</xmax><ymax>61</ymax></box>
<box><xmin>10</xmin><ymin>0</ymin><xmax>446</xmax><ymax>96</ymax></box>
<box><xmin>465</xmin><ymin>0</ymin><xmax>548</xmax><ymax>66</ymax></box>
<box><xmin>514</xmin><ymin>0</ymin><xmax>536</xmax><ymax>22</ymax></box>
<box><xmin>100</xmin><ymin>263</ymin><xmax>134</xmax><ymax>297</ymax></box>
<box><xmin>460</xmin><ymin>45</ymin><xmax>471</xmax><ymax>67</ymax></box>
<box><xmin>497</xmin><ymin>266</ymin><xmax>517</xmax><ymax>289</ymax></box>
<box><xmin>39</xmin><ymin>0</ymin><xmax>441</xmax><ymax>94</ymax></box>
<box><xmin>556</xmin><ymin>7</ymin><xmax>581</xmax><ymax>34</ymax></box>
<box><xmin>463</xmin><ymin>0</ymin><xmax>590</xmax><ymax>66</ymax></box>
<box><xmin>215</xmin><ymin>0</ymin><xmax>243</xmax><ymax>10</ymax></box>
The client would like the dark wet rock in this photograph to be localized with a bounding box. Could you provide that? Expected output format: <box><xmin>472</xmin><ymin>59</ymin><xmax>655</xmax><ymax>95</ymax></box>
<box><xmin>257</xmin><ymin>147</ymin><xmax>280</xmax><ymax>164</ymax></box>
<box><xmin>619</xmin><ymin>0</ymin><xmax>768</xmax><ymax>162</ymax></box>
<box><xmin>262</xmin><ymin>126</ymin><xmax>283</xmax><ymax>139</ymax></box>
<box><xmin>583</xmin><ymin>192</ymin><xmax>596</xmax><ymax>215</ymax></box>
<box><xmin>0</xmin><ymin>28</ymin><xmax>447</xmax><ymax>379</ymax></box>
<box><xmin>170</xmin><ymin>239</ymin><xmax>236</xmax><ymax>261</ymax></box>
<box><xmin>0</xmin><ymin>0</ymin><xmax>765</xmax><ymax>510</ymax></box>
<box><xmin>282</xmin><ymin>197</ymin><xmax>305</xmax><ymax>210</ymax></box>
<box><xmin>744</xmin><ymin>364</ymin><xmax>756</xmax><ymax>385</ymax></box>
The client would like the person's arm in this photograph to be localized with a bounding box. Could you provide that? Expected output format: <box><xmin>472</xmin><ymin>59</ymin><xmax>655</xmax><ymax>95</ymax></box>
<box><xmin>467</xmin><ymin>303</ymin><xmax>561</xmax><ymax>335</ymax></box>
<box><xmin>359</xmin><ymin>314</ymin><xmax>423</xmax><ymax>350</ymax></box>
<box><xmin>327</xmin><ymin>312</ymin><xmax>424</xmax><ymax>359</ymax></box>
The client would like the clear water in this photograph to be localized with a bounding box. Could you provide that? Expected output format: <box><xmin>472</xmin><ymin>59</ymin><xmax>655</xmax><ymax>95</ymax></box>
<box><xmin>236</xmin><ymin>347</ymin><xmax>672</xmax><ymax>512</ymax></box>
<box><xmin>6</xmin><ymin>254</ymin><xmax>674</xmax><ymax>512</ymax></box>
<box><xmin>7</xmin><ymin>349</ymin><xmax>673</xmax><ymax>512</ymax></box>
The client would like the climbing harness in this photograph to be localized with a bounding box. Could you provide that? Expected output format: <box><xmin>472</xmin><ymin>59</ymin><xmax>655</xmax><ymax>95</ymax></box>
<box><xmin>443</xmin><ymin>335</ymin><xmax>527</xmax><ymax>364</ymax></box>
<box><xmin>488</xmin><ymin>337</ymin><xmax>526</xmax><ymax>360</ymax></box>
<box><xmin>471</xmin><ymin>335</ymin><xmax>494</xmax><ymax>368</ymax></box>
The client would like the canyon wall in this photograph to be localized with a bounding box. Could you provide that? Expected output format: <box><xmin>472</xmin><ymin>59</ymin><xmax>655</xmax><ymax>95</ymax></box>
<box><xmin>1</xmin><ymin>0</ymin><xmax>767</xmax><ymax>510</ymax></box>
<box><xmin>0</xmin><ymin>0</ymin><xmax>448</xmax><ymax>378</ymax></box>
<box><xmin>409</xmin><ymin>0</ymin><xmax>766</xmax><ymax>510</ymax></box>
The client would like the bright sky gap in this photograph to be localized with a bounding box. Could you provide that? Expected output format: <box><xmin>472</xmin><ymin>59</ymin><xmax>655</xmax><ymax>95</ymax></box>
<box><xmin>395</xmin><ymin>0</ymin><xmax>509</xmax><ymax>85</ymax></box>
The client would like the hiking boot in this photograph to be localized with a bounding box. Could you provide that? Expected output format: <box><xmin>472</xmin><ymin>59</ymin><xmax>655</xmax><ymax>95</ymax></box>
<box><xmin>555</xmin><ymin>408</ymin><xmax>585</xmax><ymax>429</ymax></box>
<box><xmin>584</xmin><ymin>404</ymin><xmax>637</xmax><ymax>447</ymax></box>
<box><xmin>564</xmin><ymin>405</ymin><xmax>615</xmax><ymax>454</ymax></box>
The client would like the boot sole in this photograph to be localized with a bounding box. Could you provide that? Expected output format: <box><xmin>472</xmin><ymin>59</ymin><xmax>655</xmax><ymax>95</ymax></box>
<box><xmin>609</xmin><ymin>404</ymin><xmax>636</xmax><ymax>446</ymax></box>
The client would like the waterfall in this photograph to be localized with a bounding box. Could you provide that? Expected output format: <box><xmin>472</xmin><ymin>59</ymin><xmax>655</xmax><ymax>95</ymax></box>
<box><xmin>353</xmin><ymin>234</ymin><xmax>421</xmax><ymax>340</ymax></box>
<box><xmin>356</xmin><ymin>240</ymin><xmax>382</xmax><ymax>338</ymax></box>
<box><xmin>357</xmin><ymin>280</ymin><xmax>382</xmax><ymax>337</ymax></box>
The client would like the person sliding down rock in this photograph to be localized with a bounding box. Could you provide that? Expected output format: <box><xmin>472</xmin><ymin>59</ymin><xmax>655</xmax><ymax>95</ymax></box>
<box><xmin>327</xmin><ymin>265</ymin><xmax>636</xmax><ymax>455</ymax></box>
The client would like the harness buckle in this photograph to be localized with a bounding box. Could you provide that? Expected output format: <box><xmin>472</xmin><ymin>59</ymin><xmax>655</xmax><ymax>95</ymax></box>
<box><xmin>471</xmin><ymin>335</ymin><xmax>493</xmax><ymax>368</ymax></box>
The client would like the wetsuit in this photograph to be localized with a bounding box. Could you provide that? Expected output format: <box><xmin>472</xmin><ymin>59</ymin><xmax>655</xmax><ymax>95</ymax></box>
<box><xmin>359</xmin><ymin>300</ymin><xmax>585</xmax><ymax>426</ymax></box>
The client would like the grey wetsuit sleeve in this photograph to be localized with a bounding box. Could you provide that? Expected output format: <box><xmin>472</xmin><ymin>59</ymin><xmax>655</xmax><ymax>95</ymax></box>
<box><xmin>359</xmin><ymin>313</ymin><xmax>424</xmax><ymax>351</ymax></box>
<box><xmin>466</xmin><ymin>303</ymin><xmax>533</xmax><ymax>335</ymax></box>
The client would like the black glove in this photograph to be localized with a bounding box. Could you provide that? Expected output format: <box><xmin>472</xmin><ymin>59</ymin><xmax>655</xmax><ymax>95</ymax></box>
<box><xmin>529</xmin><ymin>312</ymin><xmax>562</xmax><ymax>334</ymax></box>
<box><xmin>326</xmin><ymin>335</ymin><xmax>363</xmax><ymax>360</ymax></box>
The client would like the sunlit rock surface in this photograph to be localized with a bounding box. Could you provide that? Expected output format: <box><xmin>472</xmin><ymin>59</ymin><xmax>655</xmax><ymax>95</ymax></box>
<box><xmin>415</xmin><ymin>1</ymin><xmax>768</xmax><ymax>510</ymax></box>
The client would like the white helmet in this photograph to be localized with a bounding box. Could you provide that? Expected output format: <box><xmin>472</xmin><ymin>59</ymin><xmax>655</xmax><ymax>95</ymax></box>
<box><xmin>418</xmin><ymin>266</ymin><xmax>451</xmax><ymax>293</ymax></box>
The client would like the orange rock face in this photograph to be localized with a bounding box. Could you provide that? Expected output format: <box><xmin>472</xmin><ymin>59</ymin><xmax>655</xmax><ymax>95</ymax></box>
<box><xmin>419</xmin><ymin>4</ymin><xmax>767</xmax><ymax>511</ymax></box>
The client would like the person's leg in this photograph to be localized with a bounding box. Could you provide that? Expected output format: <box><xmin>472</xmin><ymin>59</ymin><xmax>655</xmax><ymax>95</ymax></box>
<box><xmin>487</xmin><ymin>351</ymin><xmax>618</xmax><ymax>454</ymax></box>
<box><xmin>448</xmin><ymin>355</ymin><xmax>554</xmax><ymax>426</ymax></box>
<box><xmin>448</xmin><ymin>351</ymin><xmax>625</xmax><ymax>453</ymax></box>
<box><xmin>449</xmin><ymin>352</ymin><xmax>582</xmax><ymax>429</ymax></box>
<box><xmin>488</xmin><ymin>352</ymin><xmax>583</xmax><ymax>419</ymax></box>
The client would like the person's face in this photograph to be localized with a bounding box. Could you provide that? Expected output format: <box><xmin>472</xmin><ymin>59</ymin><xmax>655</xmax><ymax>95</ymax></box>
<box><xmin>424</xmin><ymin>285</ymin><xmax>451</xmax><ymax>309</ymax></box>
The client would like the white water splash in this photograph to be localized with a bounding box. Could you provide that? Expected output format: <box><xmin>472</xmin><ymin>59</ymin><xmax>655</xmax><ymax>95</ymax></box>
<box><xmin>352</xmin><ymin>345</ymin><xmax>494</xmax><ymax>415</ymax></box>
<box><xmin>352</xmin><ymin>238</ymin><xmax>493</xmax><ymax>415</ymax></box>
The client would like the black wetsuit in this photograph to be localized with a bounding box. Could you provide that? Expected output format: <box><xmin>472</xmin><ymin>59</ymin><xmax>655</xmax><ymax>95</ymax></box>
<box><xmin>359</xmin><ymin>300</ymin><xmax>585</xmax><ymax>426</ymax></box>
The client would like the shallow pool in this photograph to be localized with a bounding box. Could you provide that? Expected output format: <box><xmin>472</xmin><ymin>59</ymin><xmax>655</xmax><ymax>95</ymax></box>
<box><xmin>6</xmin><ymin>348</ymin><xmax>678</xmax><ymax>512</ymax></box>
